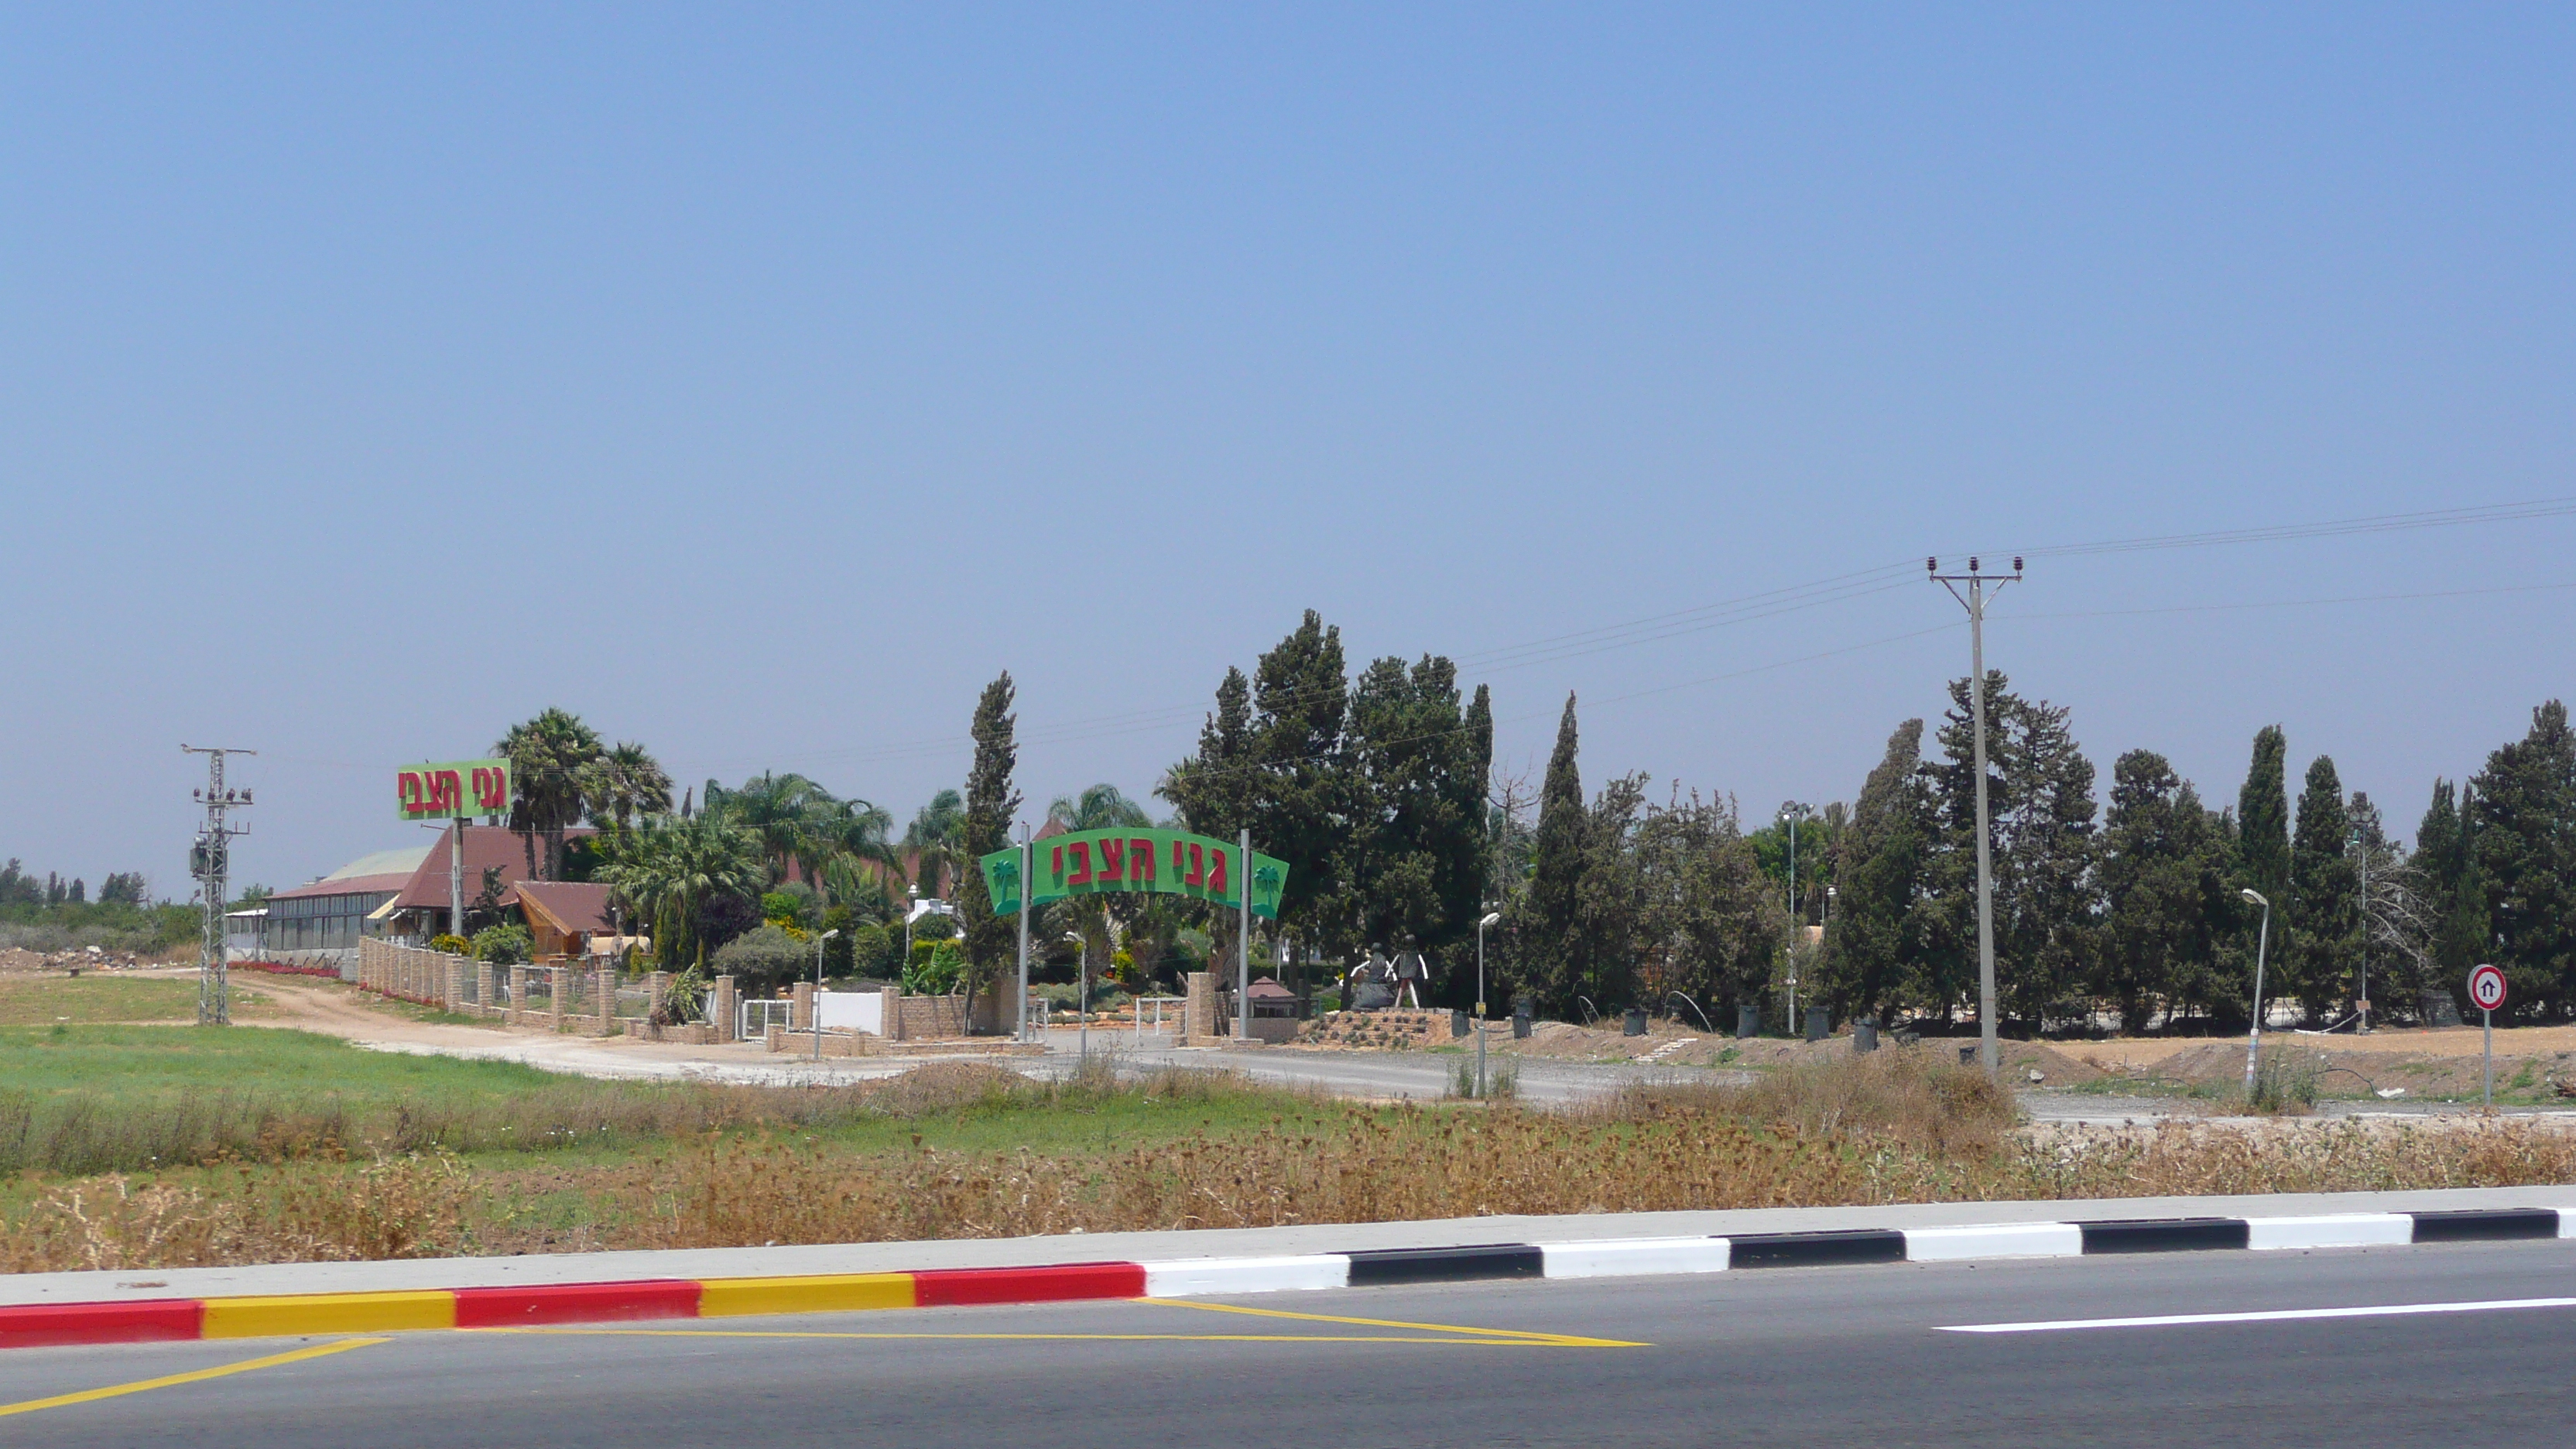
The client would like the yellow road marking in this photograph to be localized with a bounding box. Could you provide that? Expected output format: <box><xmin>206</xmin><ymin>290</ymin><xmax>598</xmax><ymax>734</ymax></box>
<box><xmin>0</xmin><ymin>1337</ymin><xmax>386</xmax><ymax>1420</ymax></box>
<box><xmin>485</xmin><ymin>1327</ymin><xmax>1567</xmax><ymax>1345</ymax></box>
<box><xmin>1140</xmin><ymin>1297</ymin><xmax>1648</xmax><ymax>1348</ymax></box>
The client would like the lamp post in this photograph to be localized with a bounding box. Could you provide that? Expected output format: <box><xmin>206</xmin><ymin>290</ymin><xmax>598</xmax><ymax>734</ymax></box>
<box><xmin>904</xmin><ymin>883</ymin><xmax>920</xmax><ymax>974</ymax></box>
<box><xmin>2241</xmin><ymin>888</ymin><xmax>2272</xmax><ymax>1095</ymax></box>
<box><xmin>1067</xmin><ymin>931</ymin><xmax>1088</xmax><ymax>1065</ymax></box>
<box><xmin>1476</xmin><ymin>910</ymin><xmax>1501</xmax><ymax>1098</ymax></box>
<box><xmin>1779</xmin><ymin>803</ymin><xmax>1811</xmax><ymax>923</ymax></box>
<box><xmin>813</xmin><ymin>928</ymin><xmax>839</xmax><ymax>1064</ymax></box>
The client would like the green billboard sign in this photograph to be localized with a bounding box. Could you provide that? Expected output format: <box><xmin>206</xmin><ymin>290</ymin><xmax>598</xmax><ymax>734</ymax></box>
<box><xmin>980</xmin><ymin>829</ymin><xmax>1286</xmax><ymax>920</ymax></box>
<box><xmin>396</xmin><ymin>759</ymin><xmax>512</xmax><ymax>822</ymax></box>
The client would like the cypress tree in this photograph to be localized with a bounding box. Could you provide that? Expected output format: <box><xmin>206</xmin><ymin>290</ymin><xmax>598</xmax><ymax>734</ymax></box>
<box><xmin>2469</xmin><ymin>701</ymin><xmax>2576</xmax><ymax>1015</ymax></box>
<box><xmin>2097</xmin><ymin>750</ymin><xmax>2228</xmax><ymax>1035</ymax></box>
<box><xmin>2235</xmin><ymin>725</ymin><xmax>2291</xmax><ymax>936</ymax></box>
<box><xmin>2419</xmin><ymin>779</ymin><xmax>2486</xmax><ymax>1018</ymax></box>
<box><xmin>1818</xmin><ymin>719</ymin><xmax>1927</xmax><ymax>1028</ymax></box>
<box><xmin>2286</xmin><ymin>755</ymin><xmax>2358</xmax><ymax>1020</ymax></box>
<box><xmin>956</xmin><ymin>672</ymin><xmax>1022</xmax><ymax>1026</ymax></box>
<box><xmin>1163</xmin><ymin>666</ymin><xmax>1254</xmax><ymax>840</ymax></box>
<box><xmin>1521</xmin><ymin>693</ymin><xmax>1591</xmax><ymax>1011</ymax></box>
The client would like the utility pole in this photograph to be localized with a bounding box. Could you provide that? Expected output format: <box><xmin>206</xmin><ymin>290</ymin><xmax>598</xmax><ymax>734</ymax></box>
<box><xmin>182</xmin><ymin>745</ymin><xmax>255</xmax><ymax>1026</ymax></box>
<box><xmin>1016</xmin><ymin>825</ymin><xmax>1032</xmax><ymax>1043</ymax></box>
<box><xmin>1930</xmin><ymin>556</ymin><xmax>2021</xmax><ymax>1078</ymax></box>
<box><xmin>2351</xmin><ymin>824</ymin><xmax>2371</xmax><ymax>1034</ymax></box>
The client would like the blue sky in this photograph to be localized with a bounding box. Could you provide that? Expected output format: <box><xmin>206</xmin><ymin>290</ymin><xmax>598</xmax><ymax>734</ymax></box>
<box><xmin>4</xmin><ymin>5</ymin><xmax>2571</xmax><ymax>892</ymax></box>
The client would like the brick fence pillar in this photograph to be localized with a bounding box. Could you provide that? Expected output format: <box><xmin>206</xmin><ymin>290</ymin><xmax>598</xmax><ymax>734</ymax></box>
<box><xmin>444</xmin><ymin>958</ymin><xmax>464</xmax><ymax>1012</ymax></box>
<box><xmin>879</xmin><ymin>985</ymin><xmax>903</xmax><ymax>1042</ymax></box>
<box><xmin>475</xmin><ymin>960</ymin><xmax>494</xmax><ymax>1013</ymax></box>
<box><xmin>648</xmin><ymin>971</ymin><xmax>671</xmax><ymax>1023</ymax></box>
<box><xmin>596</xmin><ymin>965</ymin><xmax>615</xmax><ymax>1032</ymax></box>
<box><xmin>792</xmin><ymin>981</ymin><xmax>814</xmax><ymax>1033</ymax></box>
<box><xmin>508</xmin><ymin>964</ymin><xmax>529</xmax><ymax>1026</ymax></box>
<box><xmin>1184</xmin><ymin>971</ymin><xmax>1214</xmax><ymax>1045</ymax></box>
<box><xmin>548</xmin><ymin>965</ymin><xmax>568</xmax><ymax>1030</ymax></box>
<box><xmin>712</xmin><ymin>975</ymin><xmax>738</xmax><ymax>1042</ymax></box>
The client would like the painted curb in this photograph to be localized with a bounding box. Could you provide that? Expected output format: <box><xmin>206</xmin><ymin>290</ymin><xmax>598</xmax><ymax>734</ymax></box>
<box><xmin>6</xmin><ymin>1206</ymin><xmax>2569</xmax><ymax>1351</ymax></box>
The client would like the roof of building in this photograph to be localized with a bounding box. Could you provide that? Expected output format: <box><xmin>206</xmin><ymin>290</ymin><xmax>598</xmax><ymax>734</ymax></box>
<box><xmin>1245</xmin><ymin>975</ymin><xmax>1296</xmax><ymax>999</ymax></box>
<box><xmin>324</xmin><ymin>846</ymin><xmax>432</xmax><ymax>882</ymax></box>
<box><xmin>387</xmin><ymin>825</ymin><xmax>594</xmax><ymax>911</ymax></box>
<box><xmin>499</xmin><ymin>881</ymin><xmax>618</xmax><ymax>937</ymax></box>
<box><xmin>266</xmin><ymin>844</ymin><xmax>437</xmax><ymax>903</ymax></box>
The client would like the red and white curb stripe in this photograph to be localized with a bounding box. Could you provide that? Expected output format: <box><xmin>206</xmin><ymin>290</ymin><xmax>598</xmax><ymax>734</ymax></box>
<box><xmin>7</xmin><ymin>1207</ymin><xmax>2568</xmax><ymax>1351</ymax></box>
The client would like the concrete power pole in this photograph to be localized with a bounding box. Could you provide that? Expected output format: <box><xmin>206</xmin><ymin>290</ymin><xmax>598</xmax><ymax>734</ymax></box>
<box><xmin>182</xmin><ymin>745</ymin><xmax>256</xmax><ymax>1026</ymax></box>
<box><xmin>1929</xmin><ymin>557</ymin><xmax>2020</xmax><ymax>1078</ymax></box>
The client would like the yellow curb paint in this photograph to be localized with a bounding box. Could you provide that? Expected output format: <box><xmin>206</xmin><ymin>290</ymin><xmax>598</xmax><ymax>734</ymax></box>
<box><xmin>488</xmin><ymin>1327</ymin><xmax>1564</xmax><ymax>1345</ymax></box>
<box><xmin>0</xmin><ymin>1337</ymin><xmax>387</xmax><ymax>1418</ymax></box>
<box><xmin>697</xmin><ymin>1273</ymin><xmax>917</xmax><ymax>1318</ymax></box>
<box><xmin>202</xmin><ymin>1291</ymin><xmax>458</xmax><ymax>1339</ymax></box>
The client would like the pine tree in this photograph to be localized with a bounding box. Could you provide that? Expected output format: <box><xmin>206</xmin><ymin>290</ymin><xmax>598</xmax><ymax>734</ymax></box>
<box><xmin>1519</xmin><ymin>693</ymin><xmax>1591</xmax><ymax>1011</ymax></box>
<box><xmin>2095</xmin><ymin>751</ymin><xmax>2232</xmax><ymax>1033</ymax></box>
<box><xmin>2470</xmin><ymin>701</ymin><xmax>2576</xmax><ymax>1015</ymax></box>
<box><xmin>1335</xmin><ymin>656</ymin><xmax>1490</xmax><ymax>986</ymax></box>
<box><xmin>1247</xmin><ymin>612</ymin><xmax>1350</xmax><ymax>946</ymax></box>
<box><xmin>1818</xmin><ymin>720</ymin><xmax>1928</xmax><ymax>1028</ymax></box>
<box><xmin>956</xmin><ymin>672</ymin><xmax>1022</xmax><ymax>1026</ymax></box>
<box><xmin>2285</xmin><ymin>755</ymin><xmax>2359</xmax><ymax>1019</ymax></box>
<box><xmin>1922</xmin><ymin>673</ymin><xmax>2100</xmax><ymax>1028</ymax></box>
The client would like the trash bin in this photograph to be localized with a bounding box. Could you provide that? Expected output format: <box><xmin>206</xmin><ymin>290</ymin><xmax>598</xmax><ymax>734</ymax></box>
<box><xmin>1512</xmin><ymin>1000</ymin><xmax>1533</xmax><ymax>1040</ymax></box>
<box><xmin>1852</xmin><ymin>1019</ymin><xmax>1879</xmax><ymax>1053</ymax></box>
<box><xmin>1736</xmin><ymin>1004</ymin><xmax>1760</xmax><ymax>1040</ymax></box>
<box><xmin>1803</xmin><ymin>1006</ymin><xmax>1830</xmax><ymax>1042</ymax></box>
<box><xmin>1451</xmin><ymin>1009</ymin><xmax>1470</xmax><ymax>1038</ymax></box>
<box><xmin>1622</xmin><ymin>1007</ymin><xmax>1649</xmax><ymax>1036</ymax></box>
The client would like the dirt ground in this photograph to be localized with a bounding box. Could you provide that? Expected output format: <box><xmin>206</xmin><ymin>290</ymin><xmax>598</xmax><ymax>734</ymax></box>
<box><xmin>1293</xmin><ymin>1009</ymin><xmax>2111</xmax><ymax>1084</ymax></box>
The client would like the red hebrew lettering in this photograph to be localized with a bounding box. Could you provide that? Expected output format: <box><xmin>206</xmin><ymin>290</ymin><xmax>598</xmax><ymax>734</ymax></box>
<box><xmin>435</xmin><ymin>771</ymin><xmax>464</xmax><ymax>813</ymax></box>
<box><xmin>473</xmin><ymin>768</ymin><xmax>507</xmax><ymax>811</ymax></box>
<box><xmin>1098</xmin><ymin>838</ymin><xmax>1125</xmax><ymax>882</ymax></box>
<box><xmin>1172</xmin><ymin>841</ymin><xmax>1184</xmax><ymax>879</ymax></box>
<box><xmin>1185</xmin><ymin>844</ymin><xmax>1204</xmax><ymax>887</ymax></box>
<box><xmin>1050</xmin><ymin>845</ymin><xmax>1065</xmax><ymax>885</ymax></box>
<box><xmin>399</xmin><ymin>772</ymin><xmax>424</xmax><ymax>813</ymax></box>
<box><xmin>1131</xmin><ymin>838</ymin><xmax>1156</xmax><ymax>882</ymax></box>
<box><xmin>1067</xmin><ymin>841</ymin><xmax>1091</xmax><ymax>886</ymax></box>
<box><xmin>1207</xmin><ymin>848</ymin><xmax>1229</xmax><ymax>899</ymax></box>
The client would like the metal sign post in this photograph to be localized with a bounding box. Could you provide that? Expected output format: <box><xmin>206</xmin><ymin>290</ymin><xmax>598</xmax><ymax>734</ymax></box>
<box><xmin>2470</xmin><ymin>964</ymin><xmax>2507</xmax><ymax>1107</ymax></box>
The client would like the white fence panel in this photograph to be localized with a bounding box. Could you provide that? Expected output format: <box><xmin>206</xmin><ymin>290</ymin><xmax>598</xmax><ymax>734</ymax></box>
<box><xmin>816</xmin><ymin>990</ymin><xmax>885</xmax><ymax>1036</ymax></box>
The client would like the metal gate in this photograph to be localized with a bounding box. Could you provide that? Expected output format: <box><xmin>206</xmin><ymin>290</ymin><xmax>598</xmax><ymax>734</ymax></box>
<box><xmin>739</xmin><ymin>998</ymin><xmax>793</xmax><ymax>1042</ymax></box>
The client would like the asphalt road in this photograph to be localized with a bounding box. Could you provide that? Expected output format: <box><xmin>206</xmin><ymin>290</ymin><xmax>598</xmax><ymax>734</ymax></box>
<box><xmin>12</xmin><ymin>1239</ymin><xmax>2576</xmax><ymax>1447</ymax></box>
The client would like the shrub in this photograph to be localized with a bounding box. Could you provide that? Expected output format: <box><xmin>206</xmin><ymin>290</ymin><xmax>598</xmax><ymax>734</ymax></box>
<box><xmin>714</xmin><ymin>924</ymin><xmax>813</xmax><ymax>993</ymax></box>
<box><xmin>428</xmin><ymin>933</ymin><xmax>471</xmax><ymax>957</ymax></box>
<box><xmin>903</xmin><ymin>940</ymin><xmax>962</xmax><ymax>996</ymax></box>
<box><xmin>469</xmin><ymin>925</ymin><xmax>532</xmax><ymax>966</ymax></box>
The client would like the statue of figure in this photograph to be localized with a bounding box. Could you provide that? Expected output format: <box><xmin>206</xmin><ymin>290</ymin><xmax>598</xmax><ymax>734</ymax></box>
<box><xmin>1347</xmin><ymin>945</ymin><xmax>1396</xmax><ymax>1011</ymax></box>
<box><xmin>1393</xmin><ymin>935</ymin><xmax>1428</xmax><ymax>1008</ymax></box>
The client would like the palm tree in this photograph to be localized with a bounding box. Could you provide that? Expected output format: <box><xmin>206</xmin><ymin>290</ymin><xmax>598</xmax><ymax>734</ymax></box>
<box><xmin>496</xmin><ymin>708</ymin><xmax>607</xmax><ymax>879</ymax></box>
<box><xmin>810</xmin><ymin>796</ymin><xmax>900</xmax><ymax>896</ymax></box>
<box><xmin>721</xmin><ymin>771</ymin><xmax>837</xmax><ymax>887</ymax></box>
<box><xmin>1045</xmin><ymin>783</ymin><xmax>1155</xmax><ymax>994</ymax></box>
<box><xmin>582</xmin><ymin>742</ymin><xmax>673</xmax><ymax>831</ymax></box>
<box><xmin>903</xmin><ymin>790</ymin><xmax>968</xmax><ymax>898</ymax></box>
<box><xmin>598</xmin><ymin>814</ymin><xmax>765</xmax><ymax>971</ymax></box>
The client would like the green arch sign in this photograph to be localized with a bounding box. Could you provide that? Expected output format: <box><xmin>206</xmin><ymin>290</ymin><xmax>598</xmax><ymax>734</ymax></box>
<box><xmin>980</xmin><ymin>829</ymin><xmax>1286</xmax><ymax>920</ymax></box>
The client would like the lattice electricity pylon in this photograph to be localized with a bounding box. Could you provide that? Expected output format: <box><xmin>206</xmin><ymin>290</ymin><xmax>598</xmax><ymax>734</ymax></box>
<box><xmin>182</xmin><ymin>745</ymin><xmax>256</xmax><ymax>1025</ymax></box>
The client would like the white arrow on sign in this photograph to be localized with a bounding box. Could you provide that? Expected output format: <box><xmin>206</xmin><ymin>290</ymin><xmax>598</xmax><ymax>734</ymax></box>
<box><xmin>2469</xmin><ymin>963</ymin><xmax>2507</xmax><ymax>1013</ymax></box>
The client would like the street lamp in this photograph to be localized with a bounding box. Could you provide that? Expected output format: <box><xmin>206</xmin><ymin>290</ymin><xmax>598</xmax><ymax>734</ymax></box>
<box><xmin>2241</xmin><ymin>888</ymin><xmax>2272</xmax><ymax>1095</ymax></box>
<box><xmin>904</xmin><ymin>883</ymin><xmax>920</xmax><ymax>971</ymax></box>
<box><xmin>1476</xmin><ymin>910</ymin><xmax>1502</xmax><ymax>1099</ymax></box>
<box><xmin>813</xmin><ymin>928</ymin><xmax>840</xmax><ymax>1064</ymax></box>
<box><xmin>1067</xmin><ymin>931</ymin><xmax>1089</xmax><ymax>1065</ymax></box>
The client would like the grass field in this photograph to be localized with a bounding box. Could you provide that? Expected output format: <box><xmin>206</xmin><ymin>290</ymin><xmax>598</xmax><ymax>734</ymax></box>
<box><xmin>0</xmin><ymin>975</ymin><xmax>274</xmax><ymax>1026</ymax></box>
<box><xmin>7</xmin><ymin>1026</ymin><xmax>2576</xmax><ymax>1274</ymax></box>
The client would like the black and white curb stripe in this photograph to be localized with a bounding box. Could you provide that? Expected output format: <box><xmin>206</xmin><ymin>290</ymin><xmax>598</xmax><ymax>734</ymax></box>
<box><xmin>1136</xmin><ymin>1208</ymin><xmax>2576</xmax><ymax>1297</ymax></box>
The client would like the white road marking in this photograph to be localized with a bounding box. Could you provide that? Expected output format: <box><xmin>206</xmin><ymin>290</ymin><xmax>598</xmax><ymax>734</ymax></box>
<box><xmin>1941</xmin><ymin>1297</ymin><xmax>2576</xmax><ymax>1334</ymax></box>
